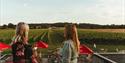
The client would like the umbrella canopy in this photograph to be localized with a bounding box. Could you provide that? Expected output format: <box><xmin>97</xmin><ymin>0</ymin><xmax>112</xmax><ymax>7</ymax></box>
<box><xmin>0</xmin><ymin>42</ymin><xmax>11</xmax><ymax>51</ymax></box>
<box><xmin>35</xmin><ymin>41</ymin><xmax>48</xmax><ymax>48</ymax></box>
<box><xmin>79</xmin><ymin>44</ymin><xmax>93</xmax><ymax>54</ymax></box>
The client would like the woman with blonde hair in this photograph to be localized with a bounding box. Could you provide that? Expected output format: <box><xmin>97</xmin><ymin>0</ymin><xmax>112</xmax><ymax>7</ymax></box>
<box><xmin>61</xmin><ymin>24</ymin><xmax>80</xmax><ymax>63</ymax></box>
<box><xmin>11</xmin><ymin>22</ymin><xmax>37</xmax><ymax>63</ymax></box>
<box><xmin>12</xmin><ymin>22</ymin><xmax>29</xmax><ymax>44</ymax></box>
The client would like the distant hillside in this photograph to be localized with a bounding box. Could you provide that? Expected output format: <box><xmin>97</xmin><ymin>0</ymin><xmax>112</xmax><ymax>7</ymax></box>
<box><xmin>0</xmin><ymin>22</ymin><xmax>125</xmax><ymax>29</ymax></box>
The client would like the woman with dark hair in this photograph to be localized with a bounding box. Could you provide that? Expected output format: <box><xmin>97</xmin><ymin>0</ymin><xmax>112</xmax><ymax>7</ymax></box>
<box><xmin>61</xmin><ymin>24</ymin><xmax>80</xmax><ymax>63</ymax></box>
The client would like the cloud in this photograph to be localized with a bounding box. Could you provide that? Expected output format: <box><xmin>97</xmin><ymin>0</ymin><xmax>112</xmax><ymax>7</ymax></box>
<box><xmin>23</xmin><ymin>3</ymin><xmax>28</xmax><ymax>7</ymax></box>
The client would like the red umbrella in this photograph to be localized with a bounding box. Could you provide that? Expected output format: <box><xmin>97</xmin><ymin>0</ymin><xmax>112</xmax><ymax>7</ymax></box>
<box><xmin>35</xmin><ymin>41</ymin><xmax>48</xmax><ymax>48</ymax></box>
<box><xmin>79</xmin><ymin>44</ymin><xmax>93</xmax><ymax>54</ymax></box>
<box><xmin>0</xmin><ymin>42</ymin><xmax>11</xmax><ymax>51</ymax></box>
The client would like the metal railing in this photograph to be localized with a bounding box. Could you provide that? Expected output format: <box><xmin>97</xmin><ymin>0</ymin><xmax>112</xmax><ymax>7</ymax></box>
<box><xmin>0</xmin><ymin>54</ymin><xmax>11</xmax><ymax>63</ymax></box>
<box><xmin>0</xmin><ymin>54</ymin><xmax>7</xmax><ymax>60</ymax></box>
<box><xmin>93</xmin><ymin>53</ymin><xmax>117</xmax><ymax>63</ymax></box>
<box><xmin>1</xmin><ymin>53</ymin><xmax>118</xmax><ymax>63</ymax></box>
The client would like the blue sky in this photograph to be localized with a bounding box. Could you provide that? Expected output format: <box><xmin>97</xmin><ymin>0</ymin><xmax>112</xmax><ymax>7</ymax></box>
<box><xmin>0</xmin><ymin>0</ymin><xmax>124</xmax><ymax>25</ymax></box>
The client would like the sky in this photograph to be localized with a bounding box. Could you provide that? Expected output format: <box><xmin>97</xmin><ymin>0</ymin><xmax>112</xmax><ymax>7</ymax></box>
<box><xmin>0</xmin><ymin>0</ymin><xmax>125</xmax><ymax>25</ymax></box>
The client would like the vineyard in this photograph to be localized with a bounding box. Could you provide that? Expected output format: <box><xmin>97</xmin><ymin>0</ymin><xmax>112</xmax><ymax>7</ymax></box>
<box><xmin>0</xmin><ymin>28</ymin><xmax>125</xmax><ymax>53</ymax></box>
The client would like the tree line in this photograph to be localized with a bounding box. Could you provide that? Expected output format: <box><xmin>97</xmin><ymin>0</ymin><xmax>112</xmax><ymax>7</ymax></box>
<box><xmin>0</xmin><ymin>22</ymin><xmax>125</xmax><ymax>29</ymax></box>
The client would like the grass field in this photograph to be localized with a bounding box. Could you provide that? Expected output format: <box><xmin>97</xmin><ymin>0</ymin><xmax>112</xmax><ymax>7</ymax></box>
<box><xmin>78</xmin><ymin>29</ymin><xmax>125</xmax><ymax>33</ymax></box>
<box><xmin>0</xmin><ymin>29</ymin><xmax>125</xmax><ymax>54</ymax></box>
